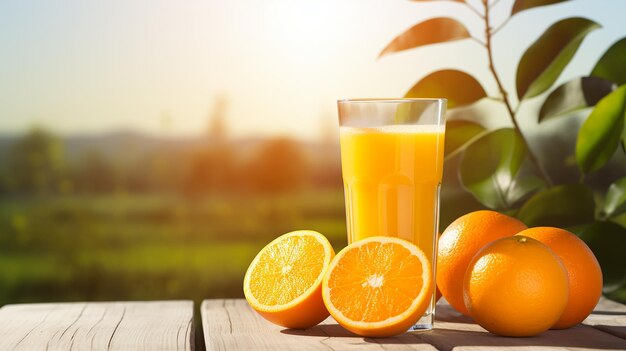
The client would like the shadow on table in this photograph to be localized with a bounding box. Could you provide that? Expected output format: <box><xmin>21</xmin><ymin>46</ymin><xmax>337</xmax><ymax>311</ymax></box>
<box><xmin>592</xmin><ymin>325</ymin><xmax>626</xmax><ymax>339</ymax></box>
<box><xmin>592</xmin><ymin>310</ymin><xmax>626</xmax><ymax>316</ymax></box>
<box><xmin>281</xmin><ymin>324</ymin><xmax>435</xmax><ymax>348</ymax></box>
<box><xmin>284</xmin><ymin>325</ymin><xmax>626</xmax><ymax>350</ymax></box>
<box><xmin>434</xmin><ymin>303</ymin><xmax>475</xmax><ymax>324</ymax></box>
<box><xmin>281</xmin><ymin>324</ymin><xmax>356</xmax><ymax>338</ymax></box>
<box><xmin>282</xmin><ymin>306</ymin><xmax>626</xmax><ymax>351</ymax></box>
<box><xmin>413</xmin><ymin>327</ymin><xmax>626</xmax><ymax>351</ymax></box>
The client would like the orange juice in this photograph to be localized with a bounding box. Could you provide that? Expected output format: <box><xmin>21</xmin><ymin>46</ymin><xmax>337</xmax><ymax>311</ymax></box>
<box><xmin>339</xmin><ymin>125</ymin><xmax>445</xmax><ymax>264</ymax></box>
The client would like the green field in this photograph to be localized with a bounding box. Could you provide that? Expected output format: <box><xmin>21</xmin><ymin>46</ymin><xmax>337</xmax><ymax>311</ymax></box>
<box><xmin>2</xmin><ymin>189</ymin><xmax>625</xmax><ymax>308</ymax></box>
<box><xmin>0</xmin><ymin>191</ymin><xmax>348</xmax><ymax>306</ymax></box>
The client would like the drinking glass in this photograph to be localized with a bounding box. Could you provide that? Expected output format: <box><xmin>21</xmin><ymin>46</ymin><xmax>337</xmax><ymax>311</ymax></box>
<box><xmin>337</xmin><ymin>98</ymin><xmax>446</xmax><ymax>330</ymax></box>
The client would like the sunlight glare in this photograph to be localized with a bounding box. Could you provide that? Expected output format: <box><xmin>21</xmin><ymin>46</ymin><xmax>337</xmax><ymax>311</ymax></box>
<box><xmin>264</xmin><ymin>0</ymin><xmax>341</xmax><ymax>67</ymax></box>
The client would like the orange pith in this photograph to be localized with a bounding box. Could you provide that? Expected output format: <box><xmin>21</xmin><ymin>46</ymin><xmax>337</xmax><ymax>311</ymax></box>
<box><xmin>322</xmin><ymin>236</ymin><xmax>433</xmax><ymax>337</ymax></box>
<box><xmin>243</xmin><ymin>230</ymin><xmax>334</xmax><ymax>329</ymax></box>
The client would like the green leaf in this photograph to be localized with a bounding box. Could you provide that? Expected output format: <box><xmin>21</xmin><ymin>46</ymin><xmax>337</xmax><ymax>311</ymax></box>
<box><xmin>516</xmin><ymin>17</ymin><xmax>601</xmax><ymax>99</ymax></box>
<box><xmin>379</xmin><ymin>18</ymin><xmax>470</xmax><ymax>58</ymax></box>
<box><xmin>505</xmin><ymin>175</ymin><xmax>546</xmax><ymax>206</ymax></box>
<box><xmin>517</xmin><ymin>184</ymin><xmax>595</xmax><ymax>227</ymax></box>
<box><xmin>444</xmin><ymin>120</ymin><xmax>486</xmax><ymax>160</ymax></box>
<box><xmin>511</xmin><ymin>0</ymin><xmax>572</xmax><ymax>16</ymax></box>
<box><xmin>591</xmin><ymin>37</ymin><xmax>626</xmax><ymax>85</ymax></box>
<box><xmin>539</xmin><ymin>76</ymin><xmax>616</xmax><ymax>122</ymax></box>
<box><xmin>571</xmin><ymin>221</ymin><xmax>626</xmax><ymax>291</ymax></box>
<box><xmin>459</xmin><ymin>128</ymin><xmax>530</xmax><ymax>209</ymax></box>
<box><xmin>576</xmin><ymin>85</ymin><xmax>626</xmax><ymax>174</ymax></box>
<box><xmin>604</xmin><ymin>177</ymin><xmax>626</xmax><ymax>219</ymax></box>
<box><xmin>406</xmin><ymin>70</ymin><xmax>487</xmax><ymax>109</ymax></box>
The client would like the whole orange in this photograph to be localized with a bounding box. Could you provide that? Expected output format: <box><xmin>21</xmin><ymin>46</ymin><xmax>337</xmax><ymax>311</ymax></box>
<box><xmin>437</xmin><ymin>210</ymin><xmax>527</xmax><ymax>315</ymax></box>
<box><xmin>463</xmin><ymin>236</ymin><xmax>569</xmax><ymax>337</ymax></box>
<box><xmin>517</xmin><ymin>227</ymin><xmax>603</xmax><ymax>329</ymax></box>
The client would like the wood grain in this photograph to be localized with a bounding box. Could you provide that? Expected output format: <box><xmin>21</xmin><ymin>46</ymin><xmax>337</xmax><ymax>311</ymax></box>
<box><xmin>0</xmin><ymin>300</ymin><xmax>194</xmax><ymax>351</ymax></box>
<box><xmin>202</xmin><ymin>298</ymin><xmax>626</xmax><ymax>351</ymax></box>
<box><xmin>0</xmin><ymin>297</ymin><xmax>623</xmax><ymax>350</ymax></box>
<box><xmin>201</xmin><ymin>299</ymin><xmax>437</xmax><ymax>351</ymax></box>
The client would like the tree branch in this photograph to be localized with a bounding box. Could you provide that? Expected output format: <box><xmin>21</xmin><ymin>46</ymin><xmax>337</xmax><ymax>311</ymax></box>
<box><xmin>470</xmin><ymin>36</ymin><xmax>487</xmax><ymax>47</ymax></box>
<box><xmin>482</xmin><ymin>0</ymin><xmax>553</xmax><ymax>186</ymax></box>
<box><xmin>490</xmin><ymin>0</ymin><xmax>504</xmax><ymax>9</ymax></box>
<box><xmin>465</xmin><ymin>2</ymin><xmax>485</xmax><ymax>19</ymax></box>
<box><xmin>491</xmin><ymin>17</ymin><xmax>512</xmax><ymax>36</ymax></box>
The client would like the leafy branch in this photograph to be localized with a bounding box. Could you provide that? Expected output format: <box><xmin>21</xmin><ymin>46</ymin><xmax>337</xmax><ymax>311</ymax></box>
<box><xmin>379</xmin><ymin>0</ymin><xmax>626</xmax><ymax>296</ymax></box>
<box><xmin>481</xmin><ymin>0</ymin><xmax>554</xmax><ymax>186</ymax></box>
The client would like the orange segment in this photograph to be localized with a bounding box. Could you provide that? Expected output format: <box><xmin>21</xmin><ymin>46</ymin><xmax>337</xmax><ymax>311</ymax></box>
<box><xmin>322</xmin><ymin>236</ymin><xmax>433</xmax><ymax>337</ymax></box>
<box><xmin>243</xmin><ymin>230</ymin><xmax>335</xmax><ymax>329</ymax></box>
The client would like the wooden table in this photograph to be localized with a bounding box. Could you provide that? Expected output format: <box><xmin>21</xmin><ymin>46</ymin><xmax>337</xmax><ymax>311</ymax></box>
<box><xmin>0</xmin><ymin>301</ymin><xmax>194</xmax><ymax>350</ymax></box>
<box><xmin>202</xmin><ymin>298</ymin><xmax>626</xmax><ymax>351</ymax></box>
<box><xmin>0</xmin><ymin>298</ymin><xmax>624</xmax><ymax>350</ymax></box>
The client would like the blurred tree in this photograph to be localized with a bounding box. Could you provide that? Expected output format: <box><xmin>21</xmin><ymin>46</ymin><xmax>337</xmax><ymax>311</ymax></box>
<box><xmin>182</xmin><ymin>147</ymin><xmax>236</xmax><ymax>196</ymax></box>
<box><xmin>209</xmin><ymin>96</ymin><xmax>228</xmax><ymax>145</ymax></box>
<box><xmin>319</xmin><ymin>109</ymin><xmax>338</xmax><ymax>147</ymax></box>
<box><xmin>180</xmin><ymin>95</ymin><xmax>237</xmax><ymax>196</ymax></box>
<box><xmin>313</xmin><ymin>111</ymin><xmax>342</xmax><ymax>188</ymax></box>
<box><xmin>247</xmin><ymin>137</ymin><xmax>309</xmax><ymax>193</ymax></box>
<box><xmin>122</xmin><ymin>156</ymin><xmax>158</xmax><ymax>193</ymax></box>
<box><xmin>5</xmin><ymin>128</ymin><xmax>66</xmax><ymax>194</ymax></box>
<box><xmin>75</xmin><ymin>150</ymin><xmax>116</xmax><ymax>193</ymax></box>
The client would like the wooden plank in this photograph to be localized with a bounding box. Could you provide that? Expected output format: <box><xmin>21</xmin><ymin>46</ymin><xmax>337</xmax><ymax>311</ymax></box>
<box><xmin>0</xmin><ymin>300</ymin><xmax>194</xmax><ymax>351</ymax></box>
<box><xmin>584</xmin><ymin>296</ymin><xmax>626</xmax><ymax>339</ymax></box>
<box><xmin>202</xmin><ymin>299</ymin><xmax>626</xmax><ymax>351</ymax></box>
<box><xmin>201</xmin><ymin>299</ymin><xmax>437</xmax><ymax>351</ymax></box>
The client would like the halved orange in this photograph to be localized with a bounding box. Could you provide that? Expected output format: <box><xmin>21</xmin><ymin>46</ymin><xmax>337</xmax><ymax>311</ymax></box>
<box><xmin>322</xmin><ymin>236</ymin><xmax>433</xmax><ymax>337</ymax></box>
<box><xmin>243</xmin><ymin>230</ymin><xmax>335</xmax><ymax>329</ymax></box>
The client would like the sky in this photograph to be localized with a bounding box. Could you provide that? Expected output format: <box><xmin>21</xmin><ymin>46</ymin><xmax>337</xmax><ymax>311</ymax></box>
<box><xmin>1</xmin><ymin>0</ymin><xmax>624</xmax><ymax>140</ymax></box>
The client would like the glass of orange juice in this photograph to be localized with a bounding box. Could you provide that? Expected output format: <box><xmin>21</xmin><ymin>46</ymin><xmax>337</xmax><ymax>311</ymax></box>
<box><xmin>337</xmin><ymin>98</ymin><xmax>446</xmax><ymax>330</ymax></box>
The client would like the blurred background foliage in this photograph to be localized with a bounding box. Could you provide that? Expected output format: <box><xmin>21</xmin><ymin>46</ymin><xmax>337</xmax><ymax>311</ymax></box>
<box><xmin>0</xmin><ymin>120</ymin><xmax>346</xmax><ymax>306</ymax></box>
<box><xmin>381</xmin><ymin>0</ymin><xmax>626</xmax><ymax>302</ymax></box>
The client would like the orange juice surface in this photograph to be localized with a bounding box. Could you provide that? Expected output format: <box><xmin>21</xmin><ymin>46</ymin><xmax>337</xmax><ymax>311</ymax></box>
<box><xmin>339</xmin><ymin>125</ymin><xmax>445</xmax><ymax>262</ymax></box>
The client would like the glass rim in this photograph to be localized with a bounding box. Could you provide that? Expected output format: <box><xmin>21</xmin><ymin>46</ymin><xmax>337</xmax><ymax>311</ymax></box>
<box><xmin>337</xmin><ymin>98</ymin><xmax>447</xmax><ymax>104</ymax></box>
